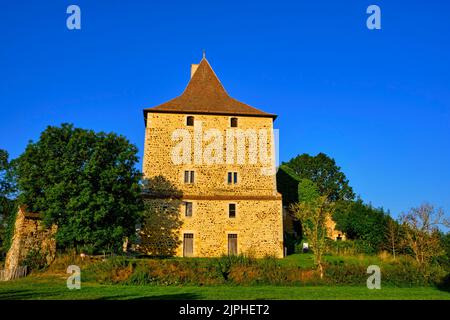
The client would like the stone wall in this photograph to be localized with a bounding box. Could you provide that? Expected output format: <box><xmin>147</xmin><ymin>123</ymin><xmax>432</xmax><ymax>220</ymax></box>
<box><xmin>143</xmin><ymin>113</ymin><xmax>278</xmax><ymax>196</ymax></box>
<box><xmin>2</xmin><ymin>207</ymin><xmax>57</xmax><ymax>280</ymax></box>
<box><xmin>142</xmin><ymin>112</ymin><xmax>284</xmax><ymax>258</ymax></box>
<box><xmin>177</xmin><ymin>199</ymin><xmax>283</xmax><ymax>258</ymax></box>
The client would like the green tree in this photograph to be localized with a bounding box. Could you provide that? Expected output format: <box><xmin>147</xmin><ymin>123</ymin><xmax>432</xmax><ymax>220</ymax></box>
<box><xmin>439</xmin><ymin>232</ymin><xmax>450</xmax><ymax>268</ymax></box>
<box><xmin>333</xmin><ymin>199</ymin><xmax>389</xmax><ymax>253</ymax></box>
<box><xmin>291</xmin><ymin>179</ymin><xmax>333</xmax><ymax>278</ymax></box>
<box><xmin>14</xmin><ymin>124</ymin><xmax>143</xmax><ymax>253</ymax></box>
<box><xmin>283</xmin><ymin>153</ymin><xmax>354</xmax><ymax>202</ymax></box>
<box><xmin>0</xmin><ymin>149</ymin><xmax>17</xmax><ymax>254</ymax></box>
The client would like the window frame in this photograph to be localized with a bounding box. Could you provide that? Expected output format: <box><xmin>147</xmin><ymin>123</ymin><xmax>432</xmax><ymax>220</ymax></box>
<box><xmin>227</xmin><ymin>171</ymin><xmax>238</xmax><ymax>185</ymax></box>
<box><xmin>184</xmin><ymin>170</ymin><xmax>195</xmax><ymax>184</ymax></box>
<box><xmin>186</xmin><ymin>116</ymin><xmax>194</xmax><ymax>126</ymax></box>
<box><xmin>227</xmin><ymin>233</ymin><xmax>238</xmax><ymax>256</ymax></box>
<box><xmin>228</xmin><ymin>203</ymin><xmax>236</xmax><ymax>218</ymax></box>
<box><xmin>184</xmin><ymin>201</ymin><xmax>193</xmax><ymax>217</ymax></box>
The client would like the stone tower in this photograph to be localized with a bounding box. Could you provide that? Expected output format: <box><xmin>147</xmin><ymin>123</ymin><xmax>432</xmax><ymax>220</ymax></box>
<box><xmin>142</xmin><ymin>57</ymin><xmax>283</xmax><ymax>258</ymax></box>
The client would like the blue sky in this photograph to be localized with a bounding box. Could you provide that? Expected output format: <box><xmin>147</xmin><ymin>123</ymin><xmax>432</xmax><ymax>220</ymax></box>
<box><xmin>0</xmin><ymin>1</ymin><xmax>449</xmax><ymax>219</ymax></box>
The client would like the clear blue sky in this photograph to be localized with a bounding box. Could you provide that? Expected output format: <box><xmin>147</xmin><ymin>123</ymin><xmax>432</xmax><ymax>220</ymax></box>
<box><xmin>1</xmin><ymin>1</ymin><xmax>449</xmax><ymax>220</ymax></box>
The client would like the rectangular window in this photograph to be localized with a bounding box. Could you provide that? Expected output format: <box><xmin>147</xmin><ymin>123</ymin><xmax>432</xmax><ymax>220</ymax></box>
<box><xmin>185</xmin><ymin>202</ymin><xmax>193</xmax><ymax>217</ymax></box>
<box><xmin>184</xmin><ymin>170</ymin><xmax>195</xmax><ymax>183</ymax></box>
<box><xmin>227</xmin><ymin>172</ymin><xmax>238</xmax><ymax>185</ymax></box>
<box><xmin>186</xmin><ymin>116</ymin><xmax>194</xmax><ymax>126</ymax></box>
<box><xmin>228</xmin><ymin>234</ymin><xmax>237</xmax><ymax>255</ymax></box>
<box><xmin>183</xmin><ymin>233</ymin><xmax>194</xmax><ymax>257</ymax></box>
<box><xmin>230</xmin><ymin>117</ymin><xmax>238</xmax><ymax>127</ymax></box>
<box><xmin>229</xmin><ymin>203</ymin><xmax>236</xmax><ymax>218</ymax></box>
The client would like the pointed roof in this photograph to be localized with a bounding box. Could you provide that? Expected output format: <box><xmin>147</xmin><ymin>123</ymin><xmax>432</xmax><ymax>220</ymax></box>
<box><xmin>144</xmin><ymin>58</ymin><xmax>276</xmax><ymax>121</ymax></box>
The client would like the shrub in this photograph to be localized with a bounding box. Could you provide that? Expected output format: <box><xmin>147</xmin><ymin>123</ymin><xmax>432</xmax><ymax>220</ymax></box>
<box><xmin>74</xmin><ymin>254</ymin><xmax>449</xmax><ymax>288</ymax></box>
<box><xmin>437</xmin><ymin>273</ymin><xmax>450</xmax><ymax>292</ymax></box>
<box><xmin>21</xmin><ymin>249</ymin><xmax>48</xmax><ymax>272</ymax></box>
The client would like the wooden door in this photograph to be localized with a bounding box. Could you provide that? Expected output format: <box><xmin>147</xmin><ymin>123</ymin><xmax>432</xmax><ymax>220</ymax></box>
<box><xmin>228</xmin><ymin>234</ymin><xmax>237</xmax><ymax>255</ymax></box>
<box><xmin>183</xmin><ymin>233</ymin><xmax>194</xmax><ymax>257</ymax></box>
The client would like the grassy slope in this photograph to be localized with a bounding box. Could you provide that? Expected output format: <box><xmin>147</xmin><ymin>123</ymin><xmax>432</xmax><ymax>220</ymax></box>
<box><xmin>0</xmin><ymin>276</ymin><xmax>449</xmax><ymax>300</ymax></box>
<box><xmin>1</xmin><ymin>253</ymin><xmax>448</xmax><ymax>300</ymax></box>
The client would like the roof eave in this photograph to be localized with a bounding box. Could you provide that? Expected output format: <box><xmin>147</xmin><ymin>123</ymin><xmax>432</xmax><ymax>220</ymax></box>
<box><xmin>143</xmin><ymin>108</ymin><xmax>278</xmax><ymax>123</ymax></box>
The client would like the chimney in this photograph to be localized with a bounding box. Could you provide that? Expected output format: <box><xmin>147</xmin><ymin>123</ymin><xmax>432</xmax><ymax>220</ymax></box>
<box><xmin>191</xmin><ymin>64</ymin><xmax>199</xmax><ymax>78</ymax></box>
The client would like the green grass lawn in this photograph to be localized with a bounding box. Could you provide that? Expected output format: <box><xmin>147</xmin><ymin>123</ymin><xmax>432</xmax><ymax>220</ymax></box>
<box><xmin>0</xmin><ymin>275</ymin><xmax>449</xmax><ymax>300</ymax></box>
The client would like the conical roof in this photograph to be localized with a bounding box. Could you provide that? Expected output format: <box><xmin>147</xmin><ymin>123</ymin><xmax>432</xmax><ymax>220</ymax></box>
<box><xmin>144</xmin><ymin>58</ymin><xmax>276</xmax><ymax>120</ymax></box>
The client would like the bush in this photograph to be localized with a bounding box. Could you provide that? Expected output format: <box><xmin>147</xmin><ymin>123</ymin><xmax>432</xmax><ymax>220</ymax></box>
<box><xmin>75</xmin><ymin>254</ymin><xmax>449</xmax><ymax>288</ymax></box>
<box><xmin>437</xmin><ymin>273</ymin><xmax>450</xmax><ymax>292</ymax></box>
<box><xmin>21</xmin><ymin>249</ymin><xmax>48</xmax><ymax>272</ymax></box>
<box><xmin>325</xmin><ymin>239</ymin><xmax>379</xmax><ymax>256</ymax></box>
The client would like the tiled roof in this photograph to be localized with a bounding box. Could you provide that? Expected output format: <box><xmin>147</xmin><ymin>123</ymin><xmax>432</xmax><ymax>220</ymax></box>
<box><xmin>144</xmin><ymin>58</ymin><xmax>276</xmax><ymax>120</ymax></box>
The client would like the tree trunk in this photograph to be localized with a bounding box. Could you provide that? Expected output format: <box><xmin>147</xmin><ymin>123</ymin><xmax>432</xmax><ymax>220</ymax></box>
<box><xmin>318</xmin><ymin>262</ymin><xmax>324</xmax><ymax>279</ymax></box>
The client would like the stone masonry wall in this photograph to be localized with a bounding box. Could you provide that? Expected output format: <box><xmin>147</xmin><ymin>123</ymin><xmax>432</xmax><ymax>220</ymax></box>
<box><xmin>177</xmin><ymin>199</ymin><xmax>283</xmax><ymax>258</ymax></box>
<box><xmin>3</xmin><ymin>207</ymin><xmax>57</xmax><ymax>279</ymax></box>
<box><xmin>143</xmin><ymin>113</ymin><xmax>278</xmax><ymax>197</ymax></box>
<box><xmin>142</xmin><ymin>112</ymin><xmax>284</xmax><ymax>258</ymax></box>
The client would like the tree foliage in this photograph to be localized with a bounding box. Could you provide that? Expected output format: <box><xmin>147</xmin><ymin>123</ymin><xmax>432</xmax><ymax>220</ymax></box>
<box><xmin>283</xmin><ymin>153</ymin><xmax>354</xmax><ymax>202</ymax></box>
<box><xmin>276</xmin><ymin>164</ymin><xmax>302</xmax><ymax>205</ymax></box>
<box><xmin>0</xmin><ymin>149</ymin><xmax>17</xmax><ymax>254</ymax></box>
<box><xmin>332</xmin><ymin>199</ymin><xmax>389</xmax><ymax>253</ymax></box>
<box><xmin>14</xmin><ymin>124</ymin><xmax>143</xmax><ymax>253</ymax></box>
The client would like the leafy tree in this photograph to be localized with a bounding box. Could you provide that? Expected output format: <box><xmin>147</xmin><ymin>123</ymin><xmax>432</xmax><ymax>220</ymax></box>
<box><xmin>276</xmin><ymin>164</ymin><xmax>302</xmax><ymax>205</ymax></box>
<box><xmin>14</xmin><ymin>124</ymin><xmax>143</xmax><ymax>253</ymax></box>
<box><xmin>333</xmin><ymin>199</ymin><xmax>389</xmax><ymax>253</ymax></box>
<box><xmin>283</xmin><ymin>153</ymin><xmax>354</xmax><ymax>202</ymax></box>
<box><xmin>0</xmin><ymin>149</ymin><xmax>17</xmax><ymax>254</ymax></box>
<box><xmin>291</xmin><ymin>179</ymin><xmax>333</xmax><ymax>278</ymax></box>
<box><xmin>440</xmin><ymin>232</ymin><xmax>450</xmax><ymax>267</ymax></box>
<box><xmin>400</xmin><ymin>203</ymin><xmax>450</xmax><ymax>267</ymax></box>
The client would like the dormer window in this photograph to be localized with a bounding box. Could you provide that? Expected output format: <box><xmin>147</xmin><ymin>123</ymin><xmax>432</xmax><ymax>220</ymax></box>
<box><xmin>230</xmin><ymin>117</ymin><xmax>238</xmax><ymax>127</ymax></box>
<box><xmin>187</xmin><ymin>116</ymin><xmax>194</xmax><ymax>126</ymax></box>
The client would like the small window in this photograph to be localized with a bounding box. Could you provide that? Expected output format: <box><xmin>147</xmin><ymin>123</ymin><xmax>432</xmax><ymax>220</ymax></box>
<box><xmin>185</xmin><ymin>202</ymin><xmax>193</xmax><ymax>217</ymax></box>
<box><xmin>227</xmin><ymin>172</ymin><xmax>238</xmax><ymax>185</ymax></box>
<box><xmin>186</xmin><ymin>116</ymin><xmax>194</xmax><ymax>126</ymax></box>
<box><xmin>230</xmin><ymin>117</ymin><xmax>238</xmax><ymax>127</ymax></box>
<box><xmin>184</xmin><ymin>170</ymin><xmax>195</xmax><ymax>183</ymax></box>
<box><xmin>229</xmin><ymin>203</ymin><xmax>236</xmax><ymax>218</ymax></box>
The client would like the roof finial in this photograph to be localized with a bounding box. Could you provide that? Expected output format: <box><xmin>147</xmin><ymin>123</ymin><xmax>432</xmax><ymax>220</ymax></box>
<box><xmin>202</xmin><ymin>49</ymin><xmax>206</xmax><ymax>59</ymax></box>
